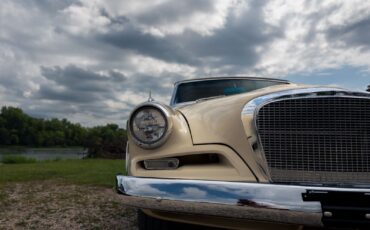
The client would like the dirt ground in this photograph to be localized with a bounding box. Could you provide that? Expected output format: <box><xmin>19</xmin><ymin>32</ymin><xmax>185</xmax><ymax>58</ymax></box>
<box><xmin>0</xmin><ymin>181</ymin><xmax>138</xmax><ymax>230</ymax></box>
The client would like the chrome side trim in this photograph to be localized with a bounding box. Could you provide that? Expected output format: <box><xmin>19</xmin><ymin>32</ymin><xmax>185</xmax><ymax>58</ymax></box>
<box><xmin>116</xmin><ymin>176</ymin><xmax>370</xmax><ymax>226</ymax></box>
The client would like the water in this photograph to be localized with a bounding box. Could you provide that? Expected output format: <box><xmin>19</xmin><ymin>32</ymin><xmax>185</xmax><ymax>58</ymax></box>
<box><xmin>0</xmin><ymin>147</ymin><xmax>87</xmax><ymax>161</ymax></box>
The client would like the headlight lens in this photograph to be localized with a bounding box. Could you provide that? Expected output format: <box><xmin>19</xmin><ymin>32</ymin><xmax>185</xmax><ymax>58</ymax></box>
<box><xmin>130</xmin><ymin>106</ymin><xmax>169</xmax><ymax>147</ymax></box>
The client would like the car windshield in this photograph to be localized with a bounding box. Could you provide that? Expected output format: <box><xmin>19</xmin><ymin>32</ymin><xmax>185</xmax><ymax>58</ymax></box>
<box><xmin>173</xmin><ymin>78</ymin><xmax>287</xmax><ymax>105</ymax></box>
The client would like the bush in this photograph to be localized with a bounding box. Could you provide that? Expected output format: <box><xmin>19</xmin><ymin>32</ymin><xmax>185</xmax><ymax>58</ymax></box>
<box><xmin>1</xmin><ymin>155</ymin><xmax>37</xmax><ymax>164</ymax></box>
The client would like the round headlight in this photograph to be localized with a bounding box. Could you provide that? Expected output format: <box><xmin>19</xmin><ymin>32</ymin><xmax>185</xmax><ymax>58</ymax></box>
<box><xmin>129</xmin><ymin>104</ymin><xmax>172</xmax><ymax>149</ymax></box>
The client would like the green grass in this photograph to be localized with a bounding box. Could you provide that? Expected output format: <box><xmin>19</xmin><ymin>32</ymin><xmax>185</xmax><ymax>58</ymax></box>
<box><xmin>1</xmin><ymin>155</ymin><xmax>37</xmax><ymax>164</ymax></box>
<box><xmin>0</xmin><ymin>159</ymin><xmax>125</xmax><ymax>187</ymax></box>
<box><xmin>0</xmin><ymin>146</ymin><xmax>85</xmax><ymax>155</ymax></box>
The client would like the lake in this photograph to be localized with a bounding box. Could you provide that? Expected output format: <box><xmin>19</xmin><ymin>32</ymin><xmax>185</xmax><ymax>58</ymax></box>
<box><xmin>0</xmin><ymin>147</ymin><xmax>87</xmax><ymax>161</ymax></box>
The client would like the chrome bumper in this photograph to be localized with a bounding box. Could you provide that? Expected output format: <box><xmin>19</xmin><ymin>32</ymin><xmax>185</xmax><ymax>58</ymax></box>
<box><xmin>116</xmin><ymin>176</ymin><xmax>370</xmax><ymax>227</ymax></box>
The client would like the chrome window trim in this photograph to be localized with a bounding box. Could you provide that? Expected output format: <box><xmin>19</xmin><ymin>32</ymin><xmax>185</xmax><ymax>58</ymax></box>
<box><xmin>174</xmin><ymin>76</ymin><xmax>289</xmax><ymax>86</ymax></box>
<box><xmin>242</xmin><ymin>88</ymin><xmax>370</xmax><ymax>184</ymax></box>
<box><xmin>128</xmin><ymin>102</ymin><xmax>174</xmax><ymax>149</ymax></box>
<box><xmin>169</xmin><ymin>83</ymin><xmax>179</xmax><ymax>107</ymax></box>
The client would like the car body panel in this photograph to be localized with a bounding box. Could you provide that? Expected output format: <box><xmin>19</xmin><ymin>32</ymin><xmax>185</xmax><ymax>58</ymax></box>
<box><xmin>120</xmin><ymin>77</ymin><xmax>370</xmax><ymax>229</ymax></box>
<box><xmin>175</xmin><ymin>83</ymin><xmax>316</xmax><ymax>182</ymax></box>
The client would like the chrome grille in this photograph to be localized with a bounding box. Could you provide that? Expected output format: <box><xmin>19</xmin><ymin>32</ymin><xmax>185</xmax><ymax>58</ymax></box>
<box><xmin>256</xmin><ymin>96</ymin><xmax>370</xmax><ymax>185</ymax></box>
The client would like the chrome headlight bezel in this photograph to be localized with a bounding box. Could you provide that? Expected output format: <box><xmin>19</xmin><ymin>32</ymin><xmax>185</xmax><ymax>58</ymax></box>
<box><xmin>128</xmin><ymin>102</ymin><xmax>173</xmax><ymax>149</ymax></box>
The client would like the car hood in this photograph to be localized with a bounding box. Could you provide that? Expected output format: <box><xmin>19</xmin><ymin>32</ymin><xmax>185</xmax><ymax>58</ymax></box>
<box><xmin>175</xmin><ymin>84</ymin><xmax>332</xmax><ymax>174</ymax></box>
<box><xmin>174</xmin><ymin>83</ymin><xmax>363</xmax><ymax>181</ymax></box>
<box><xmin>174</xmin><ymin>83</ymin><xmax>331</xmax><ymax>180</ymax></box>
<box><xmin>176</xmin><ymin>83</ymin><xmax>312</xmax><ymax>144</ymax></box>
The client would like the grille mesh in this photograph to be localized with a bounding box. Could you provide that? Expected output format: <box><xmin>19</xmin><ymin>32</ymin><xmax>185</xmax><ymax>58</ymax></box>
<box><xmin>256</xmin><ymin>96</ymin><xmax>370</xmax><ymax>185</ymax></box>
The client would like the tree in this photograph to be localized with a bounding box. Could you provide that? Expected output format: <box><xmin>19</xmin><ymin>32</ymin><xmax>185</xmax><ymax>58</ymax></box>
<box><xmin>0</xmin><ymin>106</ymin><xmax>127</xmax><ymax>158</ymax></box>
<box><xmin>0</xmin><ymin>127</ymin><xmax>10</xmax><ymax>145</ymax></box>
<box><xmin>83</xmin><ymin>124</ymin><xmax>127</xmax><ymax>158</ymax></box>
<box><xmin>10</xmin><ymin>134</ymin><xmax>19</xmax><ymax>145</ymax></box>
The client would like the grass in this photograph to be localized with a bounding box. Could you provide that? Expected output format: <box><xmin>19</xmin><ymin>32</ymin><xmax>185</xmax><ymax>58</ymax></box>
<box><xmin>1</xmin><ymin>155</ymin><xmax>37</xmax><ymax>164</ymax></box>
<box><xmin>0</xmin><ymin>159</ymin><xmax>125</xmax><ymax>187</ymax></box>
<box><xmin>0</xmin><ymin>146</ymin><xmax>85</xmax><ymax>156</ymax></box>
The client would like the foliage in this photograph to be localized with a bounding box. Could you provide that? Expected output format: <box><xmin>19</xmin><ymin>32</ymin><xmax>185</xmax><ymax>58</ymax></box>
<box><xmin>0</xmin><ymin>106</ymin><xmax>127</xmax><ymax>158</ymax></box>
<box><xmin>0</xmin><ymin>159</ymin><xmax>124</xmax><ymax>187</ymax></box>
<box><xmin>1</xmin><ymin>155</ymin><xmax>37</xmax><ymax>164</ymax></box>
<box><xmin>84</xmin><ymin>124</ymin><xmax>127</xmax><ymax>158</ymax></box>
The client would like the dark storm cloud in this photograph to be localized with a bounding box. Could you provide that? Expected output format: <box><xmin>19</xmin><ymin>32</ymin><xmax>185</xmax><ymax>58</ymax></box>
<box><xmin>186</xmin><ymin>1</ymin><xmax>281</xmax><ymax>67</ymax></box>
<box><xmin>38</xmin><ymin>65</ymin><xmax>127</xmax><ymax>103</ymax></box>
<box><xmin>92</xmin><ymin>7</ymin><xmax>190</xmax><ymax>64</ymax></box>
<box><xmin>37</xmin><ymin>64</ymin><xmax>179</xmax><ymax>105</ymax></box>
<box><xmin>37</xmin><ymin>86</ymin><xmax>102</xmax><ymax>103</ymax></box>
<box><xmin>98</xmin><ymin>0</ymin><xmax>280</xmax><ymax>69</ymax></box>
<box><xmin>326</xmin><ymin>16</ymin><xmax>370</xmax><ymax>48</ymax></box>
<box><xmin>98</xmin><ymin>25</ymin><xmax>197</xmax><ymax>65</ymax></box>
<box><xmin>29</xmin><ymin>64</ymin><xmax>135</xmax><ymax>125</ymax></box>
<box><xmin>41</xmin><ymin>65</ymin><xmax>126</xmax><ymax>92</ymax></box>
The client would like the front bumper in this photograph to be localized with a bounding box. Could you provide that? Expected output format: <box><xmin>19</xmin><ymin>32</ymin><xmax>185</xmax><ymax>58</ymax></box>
<box><xmin>116</xmin><ymin>176</ymin><xmax>370</xmax><ymax>227</ymax></box>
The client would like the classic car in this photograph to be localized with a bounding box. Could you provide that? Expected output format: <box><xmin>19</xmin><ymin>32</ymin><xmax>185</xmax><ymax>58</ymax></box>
<box><xmin>116</xmin><ymin>76</ymin><xmax>370</xmax><ymax>230</ymax></box>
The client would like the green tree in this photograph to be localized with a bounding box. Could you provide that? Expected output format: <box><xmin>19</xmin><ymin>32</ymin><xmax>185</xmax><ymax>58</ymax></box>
<box><xmin>10</xmin><ymin>134</ymin><xmax>19</xmax><ymax>145</ymax></box>
<box><xmin>0</xmin><ymin>106</ymin><xmax>127</xmax><ymax>158</ymax></box>
<box><xmin>0</xmin><ymin>127</ymin><xmax>10</xmax><ymax>145</ymax></box>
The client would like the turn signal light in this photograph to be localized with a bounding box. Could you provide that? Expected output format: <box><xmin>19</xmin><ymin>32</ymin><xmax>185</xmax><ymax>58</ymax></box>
<box><xmin>143</xmin><ymin>158</ymin><xmax>179</xmax><ymax>170</ymax></box>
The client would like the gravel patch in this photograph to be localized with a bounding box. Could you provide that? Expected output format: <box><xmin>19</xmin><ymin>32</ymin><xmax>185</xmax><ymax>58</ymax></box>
<box><xmin>0</xmin><ymin>181</ymin><xmax>138</xmax><ymax>230</ymax></box>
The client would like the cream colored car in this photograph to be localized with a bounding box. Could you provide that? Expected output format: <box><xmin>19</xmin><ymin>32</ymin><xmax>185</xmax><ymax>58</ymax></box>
<box><xmin>116</xmin><ymin>77</ymin><xmax>370</xmax><ymax>230</ymax></box>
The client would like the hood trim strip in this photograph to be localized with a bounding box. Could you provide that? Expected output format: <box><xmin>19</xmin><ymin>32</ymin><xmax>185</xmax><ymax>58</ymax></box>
<box><xmin>242</xmin><ymin>87</ymin><xmax>370</xmax><ymax>115</ymax></box>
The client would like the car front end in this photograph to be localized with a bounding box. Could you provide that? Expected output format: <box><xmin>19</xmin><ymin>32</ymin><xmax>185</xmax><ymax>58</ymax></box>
<box><xmin>117</xmin><ymin>77</ymin><xmax>370</xmax><ymax>229</ymax></box>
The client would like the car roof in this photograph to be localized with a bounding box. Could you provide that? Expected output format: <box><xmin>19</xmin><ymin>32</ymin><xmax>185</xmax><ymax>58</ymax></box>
<box><xmin>174</xmin><ymin>76</ymin><xmax>290</xmax><ymax>85</ymax></box>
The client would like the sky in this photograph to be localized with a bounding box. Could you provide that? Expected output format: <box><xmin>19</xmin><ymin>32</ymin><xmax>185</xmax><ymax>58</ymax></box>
<box><xmin>1</xmin><ymin>0</ymin><xmax>370</xmax><ymax>127</ymax></box>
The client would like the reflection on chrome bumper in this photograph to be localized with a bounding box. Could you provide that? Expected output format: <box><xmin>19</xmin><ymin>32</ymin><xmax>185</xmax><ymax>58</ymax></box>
<box><xmin>116</xmin><ymin>176</ymin><xmax>370</xmax><ymax>227</ymax></box>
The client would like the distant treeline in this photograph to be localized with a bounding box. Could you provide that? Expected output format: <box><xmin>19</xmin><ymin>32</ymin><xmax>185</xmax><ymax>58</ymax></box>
<box><xmin>0</xmin><ymin>106</ymin><xmax>127</xmax><ymax>158</ymax></box>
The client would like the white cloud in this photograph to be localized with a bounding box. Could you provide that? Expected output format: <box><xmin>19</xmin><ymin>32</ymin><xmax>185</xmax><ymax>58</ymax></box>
<box><xmin>181</xmin><ymin>187</ymin><xmax>207</xmax><ymax>198</ymax></box>
<box><xmin>58</xmin><ymin>0</ymin><xmax>233</xmax><ymax>37</ymax></box>
<box><xmin>59</xmin><ymin>1</ymin><xmax>111</xmax><ymax>35</ymax></box>
<box><xmin>255</xmin><ymin>0</ymin><xmax>370</xmax><ymax>77</ymax></box>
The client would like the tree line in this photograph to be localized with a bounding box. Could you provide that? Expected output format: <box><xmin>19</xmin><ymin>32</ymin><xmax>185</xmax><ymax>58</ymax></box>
<box><xmin>0</xmin><ymin>106</ymin><xmax>127</xmax><ymax>158</ymax></box>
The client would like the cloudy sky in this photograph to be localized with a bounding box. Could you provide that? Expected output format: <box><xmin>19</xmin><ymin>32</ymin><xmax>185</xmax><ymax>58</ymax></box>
<box><xmin>1</xmin><ymin>0</ymin><xmax>370</xmax><ymax>126</ymax></box>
